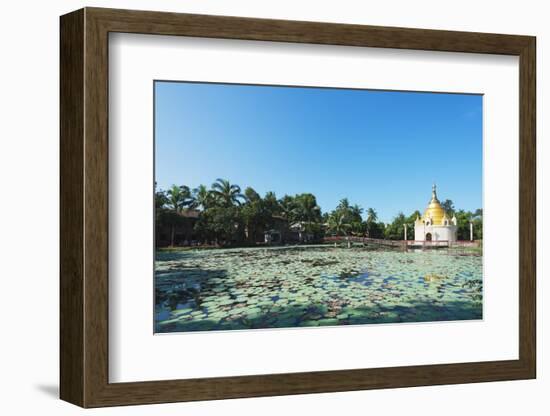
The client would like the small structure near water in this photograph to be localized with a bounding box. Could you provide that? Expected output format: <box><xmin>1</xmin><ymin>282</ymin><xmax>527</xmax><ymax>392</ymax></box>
<box><xmin>414</xmin><ymin>184</ymin><xmax>458</xmax><ymax>242</ymax></box>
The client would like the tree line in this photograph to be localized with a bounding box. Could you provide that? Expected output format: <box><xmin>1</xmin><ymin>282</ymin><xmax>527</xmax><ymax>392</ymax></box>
<box><xmin>155</xmin><ymin>179</ymin><xmax>482</xmax><ymax>247</ymax></box>
<box><xmin>382</xmin><ymin>200</ymin><xmax>483</xmax><ymax>241</ymax></box>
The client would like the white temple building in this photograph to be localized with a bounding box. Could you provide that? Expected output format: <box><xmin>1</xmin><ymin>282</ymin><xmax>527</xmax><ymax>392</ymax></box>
<box><xmin>414</xmin><ymin>184</ymin><xmax>457</xmax><ymax>242</ymax></box>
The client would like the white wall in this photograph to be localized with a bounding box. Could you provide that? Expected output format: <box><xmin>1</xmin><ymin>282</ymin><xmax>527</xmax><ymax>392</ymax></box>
<box><xmin>414</xmin><ymin>224</ymin><xmax>457</xmax><ymax>241</ymax></box>
<box><xmin>0</xmin><ymin>0</ymin><xmax>546</xmax><ymax>414</ymax></box>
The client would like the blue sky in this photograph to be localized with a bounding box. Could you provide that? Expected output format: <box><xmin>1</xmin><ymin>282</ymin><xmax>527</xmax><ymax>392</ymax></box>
<box><xmin>155</xmin><ymin>81</ymin><xmax>482</xmax><ymax>223</ymax></box>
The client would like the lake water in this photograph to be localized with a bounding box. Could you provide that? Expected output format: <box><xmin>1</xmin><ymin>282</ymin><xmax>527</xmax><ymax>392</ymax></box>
<box><xmin>155</xmin><ymin>245</ymin><xmax>482</xmax><ymax>333</ymax></box>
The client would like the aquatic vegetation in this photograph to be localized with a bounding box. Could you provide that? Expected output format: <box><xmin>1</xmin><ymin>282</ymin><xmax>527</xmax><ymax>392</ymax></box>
<box><xmin>155</xmin><ymin>246</ymin><xmax>483</xmax><ymax>333</ymax></box>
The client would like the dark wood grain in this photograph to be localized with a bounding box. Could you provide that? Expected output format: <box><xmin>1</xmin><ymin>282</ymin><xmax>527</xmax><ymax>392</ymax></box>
<box><xmin>59</xmin><ymin>8</ymin><xmax>84</xmax><ymax>406</ymax></box>
<box><xmin>60</xmin><ymin>7</ymin><xmax>537</xmax><ymax>408</ymax></box>
<box><xmin>88</xmin><ymin>7</ymin><xmax>532</xmax><ymax>54</ymax></box>
<box><xmin>518</xmin><ymin>38</ymin><xmax>536</xmax><ymax>375</ymax></box>
<box><xmin>83</xmin><ymin>10</ymin><xmax>110</xmax><ymax>406</ymax></box>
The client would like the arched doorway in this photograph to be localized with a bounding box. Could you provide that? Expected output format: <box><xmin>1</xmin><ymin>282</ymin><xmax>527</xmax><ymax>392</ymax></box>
<box><xmin>425</xmin><ymin>233</ymin><xmax>432</xmax><ymax>241</ymax></box>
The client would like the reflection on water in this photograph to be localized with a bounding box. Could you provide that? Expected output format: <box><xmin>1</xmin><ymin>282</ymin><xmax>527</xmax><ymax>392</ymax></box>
<box><xmin>155</xmin><ymin>245</ymin><xmax>482</xmax><ymax>333</ymax></box>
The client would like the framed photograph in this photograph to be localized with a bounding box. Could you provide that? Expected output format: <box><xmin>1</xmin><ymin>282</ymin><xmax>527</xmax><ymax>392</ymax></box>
<box><xmin>60</xmin><ymin>7</ymin><xmax>536</xmax><ymax>407</ymax></box>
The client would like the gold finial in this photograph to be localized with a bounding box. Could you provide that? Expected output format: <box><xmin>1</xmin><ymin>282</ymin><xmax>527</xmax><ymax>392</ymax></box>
<box><xmin>431</xmin><ymin>183</ymin><xmax>439</xmax><ymax>202</ymax></box>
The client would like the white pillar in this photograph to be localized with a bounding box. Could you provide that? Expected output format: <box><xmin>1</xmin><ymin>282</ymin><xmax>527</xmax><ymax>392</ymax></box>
<box><xmin>470</xmin><ymin>221</ymin><xmax>474</xmax><ymax>241</ymax></box>
<box><xmin>403</xmin><ymin>224</ymin><xmax>407</xmax><ymax>241</ymax></box>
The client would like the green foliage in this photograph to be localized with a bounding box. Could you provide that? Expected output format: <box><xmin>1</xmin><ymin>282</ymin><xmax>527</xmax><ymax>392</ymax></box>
<box><xmin>384</xmin><ymin>212</ymin><xmax>407</xmax><ymax>240</ymax></box>
<box><xmin>366</xmin><ymin>208</ymin><xmax>377</xmax><ymax>223</ymax></box>
<box><xmin>166</xmin><ymin>184</ymin><xmax>192</xmax><ymax>212</ymax></box>
<box><xmin>403</xmin><ymin>210</ymin><xmax>421</xmax><ymax>240</ymax></box>
<box><xmin>294</xmin><ymin>193</ymin><xmax>322</xmax><ymax>224</ymax></box>
<box><xmin>263</xmin><ymin>191</ymin><xmax>280</xmax><ymax>216</ymax></box>
<box><xmin>382</xmin><ymin>210</ymin><xmax>420</xmax><ymax>241</ymax></box>
<box><xmin>327</xmin><ymin>198</ymin><xmax>365</xmax><ymax>236</ymax></box>
<box><xmin>210</xmin><ymin>178</ymin><xmax>244</xmax><ymax>207</ymax></box>
<box><xmin>195</xmin><ymin>206</ymin><xmax>243</xmax><ymax>245</ymax></box>
<box><xmin>291</xmin><ymin>193</ymin><xmax>323</xmax><ymax>239</ymax></box>
<box><xmin>190</xmin><ymin>184</ymin><xmax>213</xmax><ymax>210</ymax></box>
<box><xmin>454</xmin><ymin>209</ymin><xmax>483</xmax><ymax>240</ymax></box>
<box><xmin>379</xmin><ymin>206</ymin><xmax>482</xmax><ymax>242</ymax></box>
<box><xmin>368</xmin><ymin>222</ymin><xmax>386</xmax><ymax>239</ymax></box>
<box><xmin>471</xmin><ymin>209</ymin><xmax>483</xmax><ymax>240</ymax></box>
<box><xmin>327</xmin><ymin>211</ymin><xmax>351</xmax><ymax>236</ymax></box>
<box><xmin>365</xmin><ymin>208</ymin><xmax>385</xmax><ymax>238</ymax></box>
<box><xmin>157</xmin><ymin>185</ymin><xmax>193</xmax><ymax>246</ymax></box>
<box><xmin>241</xmin><ymin>187</ymin><xmax>273</xmax><ymax>243</ymax></box>
<box><xmin>279</xmin><ymin>195</ymin><xmax>297</xmax><ymax>225</ymax></box>
<box><xmin>155</xmin><ymin>179</ymin><xmax>483</xmax><ymax>246</ymax></box>
<box><xmin>454</xmin><ymin>209</ymin><xmax>472</xmax><ymax>240</ymax></box>
<box><xmin>305</xmin><ymin>222</ymin><xmax>324</xmax><ymax>240</ymax></box>
<box><xmin>441</xmin><ymin>199</ymin><xmax>455</xmax><ymax>216</ymax></box>
<box><xmin>155</xmin><ymin>190</ymin><xmax>168</xmax><ymax>210</ymax></box>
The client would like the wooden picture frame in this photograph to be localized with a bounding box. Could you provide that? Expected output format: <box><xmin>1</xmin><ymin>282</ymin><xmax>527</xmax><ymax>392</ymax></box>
<box><xmin>60</xmin><ymin>7</ymin><xmax>536</xmax><ymax>408</ymax></box>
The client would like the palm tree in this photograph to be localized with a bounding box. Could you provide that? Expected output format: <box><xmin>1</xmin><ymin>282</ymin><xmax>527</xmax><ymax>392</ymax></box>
<box><xmin>366</xmin><ymin>208</ymin><xmax>378</xmax><ymax>223</ymax></box>
<box><xmin>349</xmin><ymin>204</ymin><xmax>364</xmax><ymax>221</ymax></box>
<box><xmin>211</xmin><ymin>178</ymin><xmax>244</xmax><ymax>207</ymax></box>
<box><xmin>166</xmin><ymin>185</ymin><xmax>191</xmax><ymax>212</ymax></box>
<box><xmin>295</xmin><ymin>194</ymin><xmax>321</xmax><ymax>224</ymax></box>
<box><xmin>241</xmin><ymin>187</ymin><xmax>263</xmax><ymax>243</ymax></box>
<box><xmin>441</xmin><ymin>199</ymin><xmax>455</xmax><ymax>216</ymax></box>
<box><xmin>191</xmin><ymin>184</ymin><xmax>212</xmax><ymax>210</ymax></box>
<box><xmin>336</xmin><ymin>198</ymin><xmax>351</xmax><ymax>212</ymax></box>
<box><xmin>328</xmin><ymin>211</ymin><xmax>351</xmax><ymax>236</ymax></box>
<box><xmin>154</xmin><ymin>189</ymin><xmax>169</xmax><ymax>247</ymax></box>
<box><xmin>155</xmin><ymin>190</ymin><xmax>168</xmax><ymax>211</ymax></box>
<box><xmin>279</xmin><ymin>195</ymin><xmax>297</xmax><ymax>226</ymax></box>
<box><xmin>243</xmin><ymin>186</ymin><xmax>261</xmax><ymax>203</ymax></box>
<box><xmin>165</xmin><ymin>185</ymin><xmax>191</xmax><ymax>246</ymax></box>
<box><xmin>294</xmin><ymin>194</ymin><xmax>322</xmax><ymax>241</ymax></box>
<box><xmin>262</xmin><ymin>191</ymin><xmax>278</xmax><ymax>217</ymax></box>
<box><xmin>365</xmin><ymin>208</ymin><xmax>378</xmax><ymax>239</ymax></box>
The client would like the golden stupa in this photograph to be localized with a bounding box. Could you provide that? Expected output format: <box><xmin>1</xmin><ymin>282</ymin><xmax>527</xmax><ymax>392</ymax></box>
<box><xmin>422</xmin><ymin>184</ymin><xmax>446</xmax><ymax>225</ymax></box>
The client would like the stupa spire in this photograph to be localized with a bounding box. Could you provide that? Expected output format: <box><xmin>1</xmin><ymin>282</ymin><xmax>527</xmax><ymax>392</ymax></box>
<box><xmin>431</xmin><ymin>183</ymin><xmax>439</xmax><ymax>202</ymax></box>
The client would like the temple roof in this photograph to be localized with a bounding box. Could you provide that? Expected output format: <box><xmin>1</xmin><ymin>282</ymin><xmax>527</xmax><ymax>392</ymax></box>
<box><xmin>422</xmin><ymin>184</ymin><xmax>446</xmax><ymax>225</ymax></box>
